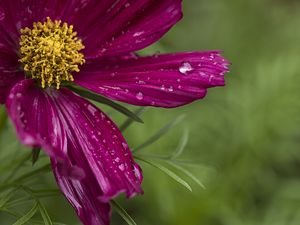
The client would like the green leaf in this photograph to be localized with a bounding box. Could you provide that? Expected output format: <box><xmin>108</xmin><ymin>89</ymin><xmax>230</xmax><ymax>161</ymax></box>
<box><xmin>0</xmin><ymin>188</ymin><xmax>18</xmax><ymax>209</ymax></box>
<box><xmin>111</xmin><ymin>200</ymin><xmax>137</xmax><ymax>225</ymax></box>
<box><xmin>38</xmin><ymin>202</ymin><xmax>53</xmax><ymax>225</ymax></box>
<box><xmin>169</xmin><ymin>129</ymin><xmax>189</xmax><ymax>159</ymax></box>
<box><xmin>32</xmin><ymin>148</ymin><xmax>41</xmax><ymax>166</ymax></box>
<box><xmin>133</xmin><ymin>115</ymin><xmax>186</xmax><ymax>152</ymax></box>
<box><xmin>120</xmin><ymin>107</ymin><xmax>146</xmax><ymax>131</ymax></box>
<box><xmin>12</xmin><ymin>202</ymin><xmax>38</xmax><ymax>225</ymax></box>
<box><xmin>166</xmin><ymin>161</ymin><xmax>206</xmax><ymax>189</ymax></box>
<box><xmin>135</xmin><ymin>156</ymin><xmax>192</xmax><ymax>192</ymax></box>
<box><xmin>5</xmin><ymin>196</ymin><xmax>32</xmax><ymax>208</ymax></box>
<box><xmin>33</xmin><ymin>189</ymin><xmax>61</xmax><ymax>198</ymax></box>
<box><xmin>0</xmin><ymin>153</ymin><xmax>31</xmax><ymax>179</ymax></box>
<box><xmin>67</xmin><ymin>85</ymin><xmax>143</xmax><ymax>123</ymax></box>
<box><xmin>13</xmin><ymin>164</ymin><xmax>51</xmax><ymax>183</ymax></box>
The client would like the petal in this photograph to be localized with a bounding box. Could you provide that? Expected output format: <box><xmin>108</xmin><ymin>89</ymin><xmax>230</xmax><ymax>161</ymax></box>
<box><xmin>76</xmin><ymin>51</ymin><xmax>230</xmax><ymax>108</ymax></box>
<box><xmin>6</xmin><ymin>79</ymin><xmax>143</xmax><ymax>224</ymax></box>
<box><xmin>0</xmin><ymin>1</ymin><xmax>49</xmax><ymax>47</ymax></box>
<box><xmin>0</xmin><ymin>0</ymin><xmax>82</xmax><ymax>47</ymax></box>
<box><xmin>69</xmin><ymin>0</ymin><xmax>182</xmax><ymax>58</ymax></box>
<box><xmin>52</xmin><ymin>159</ymin><xmax>111</xmax><ymax>225</ymax></box>
<box><xmin>47</xmin><ymin>88</ymin><xmax>143</xmax><ymax>200</ymax></box>
<box><xmin>3</xmin><ymin>1</ymin><xmax>182</xmax><ymax>58</ymax></box>
<box><xmin>0</xmin><ymin>44</ymin><xmax>23</xmax><ymax>104</ymax></box>
<box><xmin>6</xmin><ymin>79</ymin><xmax>68</xmax><ymax>158</ymax></box>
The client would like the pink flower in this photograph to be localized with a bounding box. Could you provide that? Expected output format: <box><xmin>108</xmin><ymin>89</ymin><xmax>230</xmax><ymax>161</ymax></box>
<box><xmin>0</xmin><ymin>1</ymin><xmax>230</xmax><ymax>225</ymax></box>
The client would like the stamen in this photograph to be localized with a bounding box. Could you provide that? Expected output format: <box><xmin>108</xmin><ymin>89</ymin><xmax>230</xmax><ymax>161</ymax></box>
<box><xmin>19</xmin><ymin>17</ymin><xmax>85</xmax><ymax>89</ymax></box>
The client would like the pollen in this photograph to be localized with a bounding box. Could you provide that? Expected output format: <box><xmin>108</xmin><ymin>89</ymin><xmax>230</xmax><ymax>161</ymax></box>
<box><xmin>19</xmin><ymin>17</ymin><xmax>85</xmax><ymax>89</ymax></box>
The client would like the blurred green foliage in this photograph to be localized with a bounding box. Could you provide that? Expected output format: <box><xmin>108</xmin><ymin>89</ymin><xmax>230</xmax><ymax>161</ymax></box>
<box><xmin>1</xmin><ymin>0</ymin><xmax>300</xmax><ymax>224</ymax></box>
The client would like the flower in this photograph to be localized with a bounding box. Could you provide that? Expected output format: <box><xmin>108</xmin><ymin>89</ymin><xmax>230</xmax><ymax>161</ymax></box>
<box><xmin>0</xmin><ymin>1</ymin><xmax>230</xmax><ymax>225</ymax></box>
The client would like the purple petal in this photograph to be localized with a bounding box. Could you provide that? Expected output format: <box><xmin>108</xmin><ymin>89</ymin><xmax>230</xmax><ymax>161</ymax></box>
<box><xmin>2</xmin><ymin>1</ymin><xmax>182</xmax><ymax>58</ymax></box>
<box><xmin>0</xmin><ymin>0</ymin><xmax>87</xmax><ymax>48</ymax></box>
<box><xmin>6</xmin><ymin>79</ymin><xmax>68</xmax><ymax>158</ymax></box>
<box><xmin>0</xmin><ymin>43</ymin><xmax>23</xmax><ymax>104</ymax></box>
<box><xmin>47</xmin><ymin>88</ymin><xmax>143</xmax><ymax>200</ymax></box>
<box><xmin>52</xmin><ymin>159</ymin><xmax>111</xmax><ymax>225</ymax></box>
<box><xmin>76</xmin><ymin>51</ymin><xmax>230</xmax><ymax>108</ymax></box>
<box><xmin>69</xmin><ymin>0</ymin><xmax>182</xmax><ymax>58</ymax></box>
<box><xmin>0</xmin><ymin>1</ymin><xmax>51</xmax><ymax>47</ymax></box>
<box><xmin>6</xmin><ymin>79</ymin><xmax>143</xmax><ymax>224</ymax></box>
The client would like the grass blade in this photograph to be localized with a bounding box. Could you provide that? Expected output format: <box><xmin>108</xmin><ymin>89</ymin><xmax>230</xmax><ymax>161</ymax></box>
<box><xmin>32</xmin><ymin>148</ymin><xmax>41</xmax><ymax>166</ymax></box>
<box><xmin>120</xmin><ymin>107</ymin><xmax>146</xmax><ymax>131</ymax></box>
<box><xmin>1</xmin><ymin>153</ymin><xmax>31</xmax><ymax>180</ymax></box>
<box><xmin>38</xmin><ymin>202</ymin><xmax>53</xmax><ymax>225</ymax></box>
<box><xmin>169</xmin><ymin>129</ymin><xmax>189</xmax><ymax>159</ymax></box>
<box><xmin>0</xmin><ymin>188</ymin><xmax>18</xmax><ymax>208</ymax></box>
<box><xmin>13</xmin><ymin>164</ymin><xmax>51</xmax><ymax>183</ymax></box>
<box><xmin>135</xmin><ymin>156</ymin><xmax>192</xmax><ymax>192</ymax></box>
<box><xmin>68</xmin><ymin>86</ymin><xmax>143</xmax><ymax>123</ymax></box>
<box><xmin>12</xmin><ymin>202</ymin><xmax>38</xmax><ymax>225</ymax></box>
<box><xmin>111</xmin><ymin>200</ymin><xmax>137</xmax><ymax>225</ymax></box>
<box><xmin>166</xmin><ymin>161</ymin><xmax>206</xmax><ymax>189</ymax></box>
<box><xmin>133</xmin><ymin>115</ymin><xmax>185</xmax><ymax>152</ymax></box>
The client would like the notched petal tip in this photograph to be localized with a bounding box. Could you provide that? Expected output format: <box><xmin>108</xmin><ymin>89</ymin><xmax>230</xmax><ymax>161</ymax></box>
<box><xmin>76</xmin><ymin>51</ymin><xmax>230</xmax><ymax>108</ymax></box>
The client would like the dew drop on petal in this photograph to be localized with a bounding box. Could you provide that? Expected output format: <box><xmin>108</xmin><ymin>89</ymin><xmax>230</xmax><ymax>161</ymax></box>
<box><xmin>122</xmin><ymin>142</ymin><xmax>128</xmax><ymax>149</ymax></box>
<box><xmin>118</xmin><ymin>164</ymin><xmax>125</xmax><ymax>171</ymax></box>
<box><xmin>133</xmin><ymin>31</ymin><xmax>144</xmax><ymax>37</ymax></box>
<box><xmin>133</xmin><ymin>164</ymin><xmax>142</xmax><ymax>180</ymax></box>
<box><xmin>136</xmin><ymin>92</ymin><xmax>143</xmax><ymax>100</ymax></box>
<box><xmin>179</xmin><ymin>62</ymin><xmax>193</xmax><ymax>75</ymax></box>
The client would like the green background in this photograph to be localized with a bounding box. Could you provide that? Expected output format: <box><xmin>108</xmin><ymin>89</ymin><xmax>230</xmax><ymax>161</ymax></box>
<box><xmin>1</xmin><ymin>0</ymin><xmax>300</xmax><ymax>224</ymax></box>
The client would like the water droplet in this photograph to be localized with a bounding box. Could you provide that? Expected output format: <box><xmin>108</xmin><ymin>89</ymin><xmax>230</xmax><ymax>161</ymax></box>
<box><xmin>87</xmin><ymin>105</ymin><xmax>97</xmax><ymax>116</ymax></box>
<box><xmin>112</xmin><ymin>135</ymin><xmax>118</xmax><ymax>139</ymax></box>
<box><xmin>115</xmin><ymin>157</ymin><xmax>120</xmax><ymax>163</ymax></box>
<box><xmin>137</xmin><ymin>80</ymin><xmax>145</xmax><ymax>84</ymax></box>
<box><xmin>16</xmin><ymin>93</ymin><xmax>22</xmax><ymax>98</ymax></box>
<box><xmin>133</xmin><ymin>164</ymin><xmax>142</xmax><ymax>180</ymax></box>
<box><xmin>136</xmin><ymin>92</ymin><xmax>143</xmax><ymax>100</ymax></box>
<box><xmin>133</xmin><ymin>31</ymin><xmax>144</xmax><ymax>37</ymax></box>
<box><xmin>122</xmin><ymin>142</ymin><xmax>128</xmax><ymax>149</ymax></box>
<box><xmin>179</xmin><ymin>62</ymin><xmax>193</xmax><ymax>75</ymax></box>
<box><xmin>168</xmin><ymin>86</ymin><xmax>174</xmax><ymax>92</ymax></box>
<box><xmin>118</xmin><ymin>164</ymin><xmax>125</xmax><ymax>171</ymax></box>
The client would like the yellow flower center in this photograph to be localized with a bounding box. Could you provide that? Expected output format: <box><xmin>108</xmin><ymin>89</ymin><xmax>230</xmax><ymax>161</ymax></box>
<box><xmin>19</xmin><ymin>17</ymin><xmax>85</xmax><ymax>89</ymax></box>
